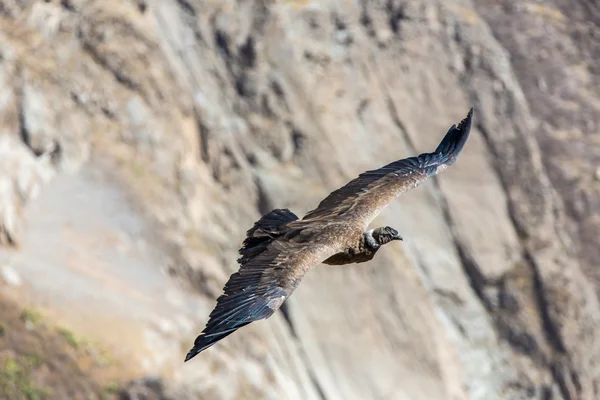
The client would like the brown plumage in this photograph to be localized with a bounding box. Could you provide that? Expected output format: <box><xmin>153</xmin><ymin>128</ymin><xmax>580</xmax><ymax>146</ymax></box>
<box><xmin>185</xmin><ymin>108</ymin><xmax>473</xmax><ymax>361</ymax></box>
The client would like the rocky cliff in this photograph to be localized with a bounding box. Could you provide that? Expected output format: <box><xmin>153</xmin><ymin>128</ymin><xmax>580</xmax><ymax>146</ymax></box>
<box><xmin>0</xmin><ymin>1</ymin><xmax>598</xmax><ymax>399</ymax></box>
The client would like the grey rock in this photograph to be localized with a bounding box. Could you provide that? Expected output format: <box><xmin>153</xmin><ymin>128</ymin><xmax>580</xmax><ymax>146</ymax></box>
<box><xmin>1</xmin><ymin>264</ymin><xmax>21</xmax><ymax>286</ymax></box>
<box><xmin>0</xmin><ymin>0</ymin><xmax>598</xmax><ymax>399</ymax></box>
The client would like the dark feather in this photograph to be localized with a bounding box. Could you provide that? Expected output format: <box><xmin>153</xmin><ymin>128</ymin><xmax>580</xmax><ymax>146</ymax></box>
<box><xmin>432</xmin><ymin>107</ymin><xmax>472</xmax><ymax>166</ymax></box>
<box><xmin>302</xmin><ymin>108</ymin><xmax>473</xmax><ymax>226</ymax></box>
<box><xmin>185</xmin><ymin>285</ymin><xmax>288</xmax><ymax>361</ymax></box>
<box><xmin>238</xmin><ymin>208</ymin><xmax>298</xmax><ymax>264</ymax></box>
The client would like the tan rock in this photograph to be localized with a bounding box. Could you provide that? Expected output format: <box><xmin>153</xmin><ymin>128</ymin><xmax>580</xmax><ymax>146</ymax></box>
<box><xmin>0</xmin><ymin>0</ymin><xmax>598</xmax><ymax>399</ymax></box>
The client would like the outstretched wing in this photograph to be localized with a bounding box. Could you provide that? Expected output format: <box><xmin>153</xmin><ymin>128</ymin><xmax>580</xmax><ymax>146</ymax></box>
<box><xmin>185</xmin><ymin>232</ymin><xmax>339</xmax><ymax>361</ymax></box>
<box><xmin>302</xmin><ymin>108</ymin><xmax>473</xmax><ymax>228</ymax></box>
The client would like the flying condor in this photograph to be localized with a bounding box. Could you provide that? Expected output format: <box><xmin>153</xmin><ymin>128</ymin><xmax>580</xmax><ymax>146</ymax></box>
<box><xmin>185</xmin><ymin>108</ymin><xmax>473</xmax><ymax>361</ymax></box>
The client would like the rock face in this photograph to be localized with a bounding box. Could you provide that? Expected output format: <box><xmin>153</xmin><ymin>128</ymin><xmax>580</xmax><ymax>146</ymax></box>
<box><xmin>0</xmin><ymin>1</ymin><xmax>598</xmax><ymax>399</ymax></box>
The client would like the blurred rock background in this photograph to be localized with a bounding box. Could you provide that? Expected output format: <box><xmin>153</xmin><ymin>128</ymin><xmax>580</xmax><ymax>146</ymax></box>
<box><xmin>0</xmin><ymin>0</ymin><xmax>598</xmax><ymax>399</ymax></box>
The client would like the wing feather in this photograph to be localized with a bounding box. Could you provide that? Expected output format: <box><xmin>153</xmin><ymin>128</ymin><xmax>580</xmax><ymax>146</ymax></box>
<box><xmin>302</xmin><ymin>108</ymin><xmax>473</xmax><ymax>228</ymax></box>
<box><xmin>185</xmin><ymin>233</ymin><xmax>339</xmax><ymax>361</ymax></box>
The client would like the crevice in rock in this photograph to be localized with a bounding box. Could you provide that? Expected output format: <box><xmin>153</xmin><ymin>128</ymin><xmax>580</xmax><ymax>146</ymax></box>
<box><xmin>175</xmin><ymin>0</ymin><xmax>196</xmax><ymax>17</ymax></box>
<box><xmin>428</xmin><ymin>177</ymin><xmax>493</xmax><ymax>311</ymax></box>
<box><xmin>571</xmin><ymin>368</ymin><xmax>583</xmax><ymax>394</ymax></box>
<box><xmin>524</xmin><ymin>251</ymin><xmax>566</xmax><ymax>355</ymax></box>
<box><xmin>81</xmin><ymin>41</ymin><xmax>140</xmax><ymax>94</ymax></box>
<box><xmin>214</xmin><ymin>28</ymin><xmax>231</xmax><ymax>61</ymax></box>
<box><xmin>385</xmin><ymin>0</ymin><xmax>407</xmax><ymax>35</ymax></box>
<box><xmin>270</xmin><ymin>80</ymin><xmax>289</xmax><ymax>112</ymax></box>
<box><xmin>260</xmin><ymin>93</ymin><xmax>274</xmax><ymax>118</ymax></box>
<box><xmin>18</xmin><ymin>100</ymin><xmax>32</xmax><ymax>153</ymax></box>
<box><xmin>476</xmin><ymin>120</ymin><xmax>582</xmax><ymax>399</ymax></box>
<box><xmin>239</xmin><ymin>36</ymin><xmax>256</xmax><ymax>69</ymax></box>
<box><xmin>137</xmin><ymin>0</ymin><xmax>147</xmax><ymax>14</ymax></box>
<box><xmin>384</xmin><ymin>96</ymin><xmax>408</xmax><ymax>139</ymax></box>
<box><xmin>193</xmin><ymin>111</ymin><xmax>211</xmax><ymax>164</ymax></box>
<box><xmin>289</xmin><ymin>124</ymin><xmax>305</xmax><ymax>156</ymax></box>
<box><xmin>356</xmin><ymin>98</ymin><xmax>370</xmax><ymax>122</ymax></box>
<box><xmin>433</xmin><ymin>288</ymin><xmax>465</xmax><ymax>307</ymax></box>
<box><xmin>101</xmin><ymin>105</ymin><xmax>116</xmax><ymax>119</ymax></box>
<box><xmin>60</xmin><ymin>0</ymin><xmax>76</xmax><ymax>12</ymax></box>
<box><xmin>358</xmin><ymin>0</ymin><xmax>375</xmax><ymax>38</ymax></box>
<box><xmin>235</xmin><ymin>74</ymin><xmax>251</xmax><ymax>97</ymax></box>
<box><xmin>496</xmin><ymin>320</ymin><xmax>542</xmax><ymax>363</ymax></box>
<box><xmin>505</xmin><ymin>380</ymin><xmax>537</xmax><ymax>398</ymax></box>
<box><xmin>551</xmin><ymin>361</ymin><xmax>576</xmax><ymax>400</ymax></box>
<box><xmin>278</xmin><ymin>301</ymin><xmax>297</xmax><ymax>337</ymax></box>
<box><xmin>50</xmin><ymin>141</ymin><xmax>62</xmax><ymax>166</ymax></box>
<box><xmin>17</xmin><ymin>85</ymin><xmax>44</xmax><ymax>158</ymax></box>
<box><xmin>308</xmin><ymin>373</ymin><xmax>328</xmax><ymax>400</ymax></box>
<box><xmin>277</xmin><ymin>300</ymin><xmax>327</xmax><ymax>400</ymax></box>
<box><xmin>331</xmin><ymin>11</ymin><xmax>346</xmax><ymax>31</ymax></box>
<box><xmin>446</xmin><ymin>228</ymin><xmax>490</xmax><ymax>308</ymax></box>
<box><xmin>255</xmin><ymin>177</ymin><xmax>274</xmax><ymax>215</ymax></box>
<box><xmin>476</xmin><ymin>121</ymin><xmax>568</xmax><ymax>354</ymax></box>
<box><xmin>540</xmin><ymin>385</ymin><xmax>552</xmax><ymax>400</ymax></box>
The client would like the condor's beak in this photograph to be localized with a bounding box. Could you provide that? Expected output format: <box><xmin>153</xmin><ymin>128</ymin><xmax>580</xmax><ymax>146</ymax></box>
<box><xmin>394</xmin><ymin>233</ymin><xmax>404</xmax><ymax>241</ymax></box>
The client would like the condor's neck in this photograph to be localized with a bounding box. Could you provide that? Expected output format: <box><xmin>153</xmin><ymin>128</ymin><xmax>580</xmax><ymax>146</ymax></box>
<box><xmin>363</xmin><ymin>230</ymin><xmax>381</xmax><ymax>251</ymax></box>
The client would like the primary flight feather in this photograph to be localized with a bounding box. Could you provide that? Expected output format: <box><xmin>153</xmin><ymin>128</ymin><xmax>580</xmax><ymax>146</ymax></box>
<box><xmin>185</xmin><ymin>108</ymin><xmax>473</xmax><ymax>361</ymax></box>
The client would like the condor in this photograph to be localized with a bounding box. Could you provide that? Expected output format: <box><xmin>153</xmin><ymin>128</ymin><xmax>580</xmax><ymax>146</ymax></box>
<box><xmin>185</xmin><ymin>108</ymin><xmax>473</xmax><ymax>361</ymax></box>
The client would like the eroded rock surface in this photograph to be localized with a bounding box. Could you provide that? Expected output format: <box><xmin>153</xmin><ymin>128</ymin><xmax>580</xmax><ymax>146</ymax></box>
<box><xmin>0</xmin><ymin>1</ymin><xmax>598</xmax><ymax>399</ymax></box>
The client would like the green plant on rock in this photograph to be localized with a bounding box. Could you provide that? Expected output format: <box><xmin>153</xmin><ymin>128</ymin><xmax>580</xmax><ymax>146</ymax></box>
<box><xmin>0</xmin><ymin>357</ymin><xmax>48</xmax><ymax>400</ymax></box>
